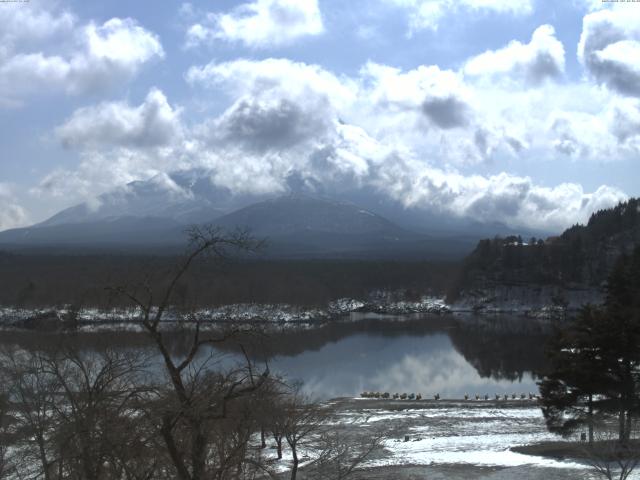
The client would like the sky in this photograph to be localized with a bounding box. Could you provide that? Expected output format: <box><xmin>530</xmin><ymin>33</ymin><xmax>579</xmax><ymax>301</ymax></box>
<box><xmin>0</xmin><ymin>0</ymin><xmax>639</xmax><ymax>232</ymax></box>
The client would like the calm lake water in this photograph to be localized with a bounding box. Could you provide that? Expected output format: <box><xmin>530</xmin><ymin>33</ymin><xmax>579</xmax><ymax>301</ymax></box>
<box><xmin>1</xmin><ymin>313</ymin><xmax>551</xmax><ymax>400</ymax></box>
<box><xmin>243</xmin><ymin>314</ymin><xmax>548</xmax><ymax>399</ymax></box>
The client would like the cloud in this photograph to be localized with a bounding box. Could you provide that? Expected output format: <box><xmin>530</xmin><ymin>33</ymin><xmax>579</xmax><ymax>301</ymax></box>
<box><xmin>201</xmin><ymin>96</ymin><xmax>333</xmax><ymax>153</ymax></box>
<box><xmin>185</xmin><ymin>0</ymin><xmax>323</xmax><ymax>49</ymax></box>
<box><xmin>548</xmin><ymin>103</ymin><xmax>640</xmax><ymax>162</ymax></box>
<box><xmin>464</xmin><ymin>25</ymin><xmax>565</xmax><ymax>86</ymax></box>
<box><xmin>364</xmin><ymin>149</ymin><xmax>627</xmax><ymax>231</ymax></box>
<box><xmin>0</xmin><ymin>7</ymin><xmax>164</xmax><ymax>107</ymax></box>
<box><xmin>186</xmin><ymin>58</ymin><xmax>356</xmax><ymax>109</ymax></box>
<box><xmin>386</xmin><ymin>0</ymin><xmax>533</xmax><ymax>34</ymax></box>
<box><xmin>578</xmin><ymin>7</ymin><xmax>640</xmax><ymax>97</ymax></box>
<box><xmin>40</xmin><ymin>83</ymin><xmax>627</xmax><ymax>232</ymax></box>
<box><xmin>32</xmin><ymin>147</ymin><xmax>191</xmax><ymax>205</ymax></box>
<box><xmin>422</xmin><ymin>96</ymin><xmax>470</xmax><ymax>129</ymax></box>
<box><xmin>0</xmin><ymin>1</ymin><xmax>75</xmax><ymax>56</ymax></box>
<box><xmin>42</xmin><ymin>90</ymin><xmax>186</xmax><ymax>204</ymax></box>
<box><xmin>35</xmin><ymin>36</ymin><xmax>635</xmax><ymax>232</ymax></box>
<box><xmin>608</xmin><ymin>99</ymin><xmax>640</xmax><ymax>144</ymax></box>
<box><xmin>56</xmin><ymin>88</ymin><xmax>182</xmax><ymax>149</ymax></box>
<box><xmin>0</xmin><ymin>184</ymin><xmax>29</xmax><ymax>232</ymax></box>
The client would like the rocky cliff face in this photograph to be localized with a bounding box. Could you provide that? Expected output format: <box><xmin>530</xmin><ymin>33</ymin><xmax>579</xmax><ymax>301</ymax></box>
<box><xmin>449</xmin><ymin>199</ymin><xmax>640</xmax><ymax>314</ymax></box>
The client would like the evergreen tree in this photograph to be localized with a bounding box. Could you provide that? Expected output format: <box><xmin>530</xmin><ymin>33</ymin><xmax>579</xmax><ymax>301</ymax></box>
<box><xmin>539</xmin><ymin>246</ymin><xmax>640</xmax><ymax>443</ymax></box>
<box><xmin>538</xmin><ymin>306</ymin><xmax>612</xmax><ymax>444</ymax></box>
<box><xmin>600</xmin><ymin>247</ymin><xmax>640</xmax><ymax>442</ymax></box>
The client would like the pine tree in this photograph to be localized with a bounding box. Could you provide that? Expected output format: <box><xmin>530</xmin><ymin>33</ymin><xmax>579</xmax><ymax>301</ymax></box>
<box><xmin>539</xmin><ymin>246</ymin><xmax>640</xmax><ymax>443</ymax></box>
<box><xmin>600</xmin><ymin>247</ymin><xmax>640</xmax><ymax>442</ymax></box>
<box><xmin>538</xmin><ymin>306</ymin><xmax>612</xmax><ymax>444</ymax></box>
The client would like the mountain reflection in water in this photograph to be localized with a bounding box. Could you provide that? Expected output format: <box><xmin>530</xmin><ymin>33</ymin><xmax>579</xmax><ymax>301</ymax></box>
<box><xmin>0</xmin><ymin>314</ymin><xmax>550</xmax><ymax>399</ymax></box>
<box><xmin>237</xmin><ymin>315</ymin><xmax>549</xmax><ymax>399</ymax></box>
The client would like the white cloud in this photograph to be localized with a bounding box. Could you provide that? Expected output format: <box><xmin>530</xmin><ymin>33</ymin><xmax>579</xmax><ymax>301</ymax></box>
<box><xmin>40</xmin><ymin>90</ymin><xmax>187</xmax><ymax>204</ymax></box>
<box><xmin>39</xmin><ymin>84</ymin><xmax>628</xmax><ymax>232</ymax></box>
<box><xmin>186</xmin><ymin>58</ymin><xmax>356</xmax><ymax>109</ymax></box>
<box><xmin>578</xmin><ymin>7</ymin><xmax>640</xmax><ymax>97</ymax></box>
<box><xmin>607</xmin><ymin>99</ymin><xmax>640</xmax><ymax>144</ymax></box>
<box><xmin>32</xmin><ymin>146</ymin><xmax>192</xmax><ymax>206</ymax></box>
<box><xmin>386</xmin><ymin>0</ymin><xmax>533</xmax><ymax>34</ymax></box>
<box><xmin>0</xmin><ymin>1</ymin><xmax>75</xmax><ymax>57</ymax></box>
<box><xmin>0</xmin><ymin>8</ymin><xmax>164</xmax><ymax>107</ymax></box>
<box><xmin>33</xmin><ymin>24</ymin><xmax>636</xmax><ymax>232</ymax></box>
<box><xmin>56</xmin><ymin>88</ymin><xmax>182</xmax><ymax>149</ymax></box>
<box><xmin>0</xmin><ymin>184</ymin><xmax>29</xmax><ymax>232</ymax></box>
<box><xmin>201</xmin><ymin>96</ymin><xmax>333</xmax><ymax>153</ymax></box>
<box><xmin>464</xmin><ymin>25</ymin><xmax>565</xmax><ymax>86</ymax></box>
<box><xmin>185</xmin><ymin>0</ymin><xmax>323</xmax><ymax>49</ymax></box>
<box><xmin>182</xmin><ymin>56</ymin><xmax>631</xmax><ymax>230</ymax></box>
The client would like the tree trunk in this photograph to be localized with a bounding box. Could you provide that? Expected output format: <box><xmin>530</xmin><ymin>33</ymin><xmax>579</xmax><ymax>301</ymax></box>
<box><xmin>625</xmin><ymin>409</ymin><xmax>632</xmax><ymax>443</ymax></box>
<box><xmin>290</xmin><ymin>443</ymin><xmax>298</xmax><ymax>480</ymax></box>
<box><xmin>275</xmin><ymin>436</ymin><xmax>282</xmax><ymax>460</ymax></box>
<box><xmin>36</xmin><ymin>432</ymin><xmax>51</xmax><ymax>480</ymax></box>
<box><xmin>261</xmin><ymin>427</ymin><xmax>267</xmax><ymax>449</ymax></box>
<box><xmin>191</xmin><ymin>421</ymin><xmax>208</xmax><ymax>480</ymax></box>
<box><xmin>588</xmin><ymin>394</ymin><xmax>594</xmax><ymax>445</ymax></box>
<box><xmin>161</xmin><ymin>415</ymin><xmax>192</xmax><ymax>480</ymax></box>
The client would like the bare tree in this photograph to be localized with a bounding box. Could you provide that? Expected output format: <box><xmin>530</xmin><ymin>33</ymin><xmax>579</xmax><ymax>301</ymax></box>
<box><xmin>0</xmin><ymin>344</ymin><xmax>158</xmax><ymax>480</ymax></box>
<box><xmin>283</xmin><ymin>394</ymin><xmax>325</xmax><ymax>480</ymax></box>
<box><xmin>110</xmin><ymin>226</ymin><xmax>270</xmax><ymax>480</ymax></box>
<box><xmin>1</xmin><ymin>346</ymin><xmax>60</xmax><ymax>480</ymax></box>
<box><xmin>0</xmin><ymin>385</ymin><xmax>12</xmax><ymax>479</ymax></box>
<box><xmin>307</xmin><ymin>427</ymin><xmax>386</xmax><ymax>480</ymax></box>
<box><xmin>268</xmin><ymin>401</ymin><xmax>287</xmax><ymax>461</ymax></box>
<box><xmin>584</xmin><ymin>429</ymin><xmax>640</xmax><ymax>480</ymax></box>
<box><xmin>42</xmin><ymin>347</ymin><xmax>154</xmax><ymax>480</ymax></box>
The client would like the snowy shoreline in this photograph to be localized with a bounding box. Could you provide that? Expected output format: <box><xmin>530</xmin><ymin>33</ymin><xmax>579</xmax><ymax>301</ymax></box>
<box><xmin>0</xmin><ymin>283</ymin><xmax>606</xmax><ymax>332</ymax></box>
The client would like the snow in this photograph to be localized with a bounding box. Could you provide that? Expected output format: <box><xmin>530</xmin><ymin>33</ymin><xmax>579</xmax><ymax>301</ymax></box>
<box><xmin>0</xmin><ymin>293</ymin><xmax>451</xmax><ymax>331</ymax></box>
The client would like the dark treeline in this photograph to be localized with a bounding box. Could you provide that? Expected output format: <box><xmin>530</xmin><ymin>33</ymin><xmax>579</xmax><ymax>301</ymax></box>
<box><xmin>449</xmin><ymin>198</ymin><xmax>640</xmax><ymax>300</ymax></box>
<box><xmin>0</xmin><ymin>253</ymin><xmax>459</xmax><ymax>309</ymax></box>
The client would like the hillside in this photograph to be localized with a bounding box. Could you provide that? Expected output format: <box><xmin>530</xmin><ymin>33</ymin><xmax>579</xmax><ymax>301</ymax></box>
<box><xmin>449</xmin><ymin>198</ymin><xmax>640</xmax><ymax>312</ymax></box>
<box><xmin>0</xmin><ymin>193</ymin><xmax>478</xmax><ymax>259</ymax></box>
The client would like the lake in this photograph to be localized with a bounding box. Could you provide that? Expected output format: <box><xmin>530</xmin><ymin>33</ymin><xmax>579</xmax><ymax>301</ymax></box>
<box><xmin>239</xmin><ymin>313</ymin><xmax>548</xmax><ymax>399</ymax></box>
<box><xmin>0</xmin><ymin>313</ymin><xmax>549</xmax><ymax>399</ymax></box>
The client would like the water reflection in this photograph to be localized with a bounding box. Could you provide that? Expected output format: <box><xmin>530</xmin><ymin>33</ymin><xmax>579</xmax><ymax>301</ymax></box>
<box><xmin>0</xmin><ymin>314</ymin><xmax>551</xmax><ymax>399</ymax></box>
<box><xmin>262</xmin><ymin>326</ymin><xmax>544</xmax><ymax>399</ymax></box>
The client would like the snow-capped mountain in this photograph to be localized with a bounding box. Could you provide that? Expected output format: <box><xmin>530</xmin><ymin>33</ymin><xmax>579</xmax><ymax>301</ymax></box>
<box><xmin>0</xmin><ymin>168</ymin><xmax>546</xmax><ymax>258</ymax></box>
<box><xmin>38</xmin><ymin>170</ymin><xmax>264</xmax><ymax>227</ymax></box>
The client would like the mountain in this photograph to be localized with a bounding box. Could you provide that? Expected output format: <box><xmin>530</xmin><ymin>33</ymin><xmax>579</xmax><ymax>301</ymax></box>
<box><xmin>213</xmin><ymin>194</ymin><xmax>404</xmax><ymax>237</ymax></box>
<box><xmin>0</xmin><ymin>216</ymin><xmax>188</xmax><ymax>250</ymax></box>
<box><xmin>210</xmin><ymin>194</ymin><xmax>435</xmax><ymax>258</ymax></box>
<box><xmin>0</xmin><ymin>193</ymin><xmax>477</xmax><ymax>258</ymax></box>
<box><xmin>0</xmin><ymin>168</ymin><xmax>546</xmax><ymax>259</ymax></box>
<box><xmin>38</xmin><ymin>170</ymin><xmax>265</xmax><ymax>227</ymax></box>
<box><xmin>448</xmin><ymin>198</ymin><xmax>640</xmax><ymax>310</ymax></box>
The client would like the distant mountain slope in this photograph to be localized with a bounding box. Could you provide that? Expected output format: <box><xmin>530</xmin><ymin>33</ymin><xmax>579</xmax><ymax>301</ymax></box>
<box><xmin>448</xmin><ymin>198</ymin><xmax>640</xmax><ymax>309</ymax></box>
<box><xmin>0</xmin><ymin>166</ymin><xmax>545</xmax><ymax>259</ymax></box>
<box><xmin>213</xmin><ymin>195</ymin><xmax>406</xmax><ymax>237</ymax></box>
<box><xmin>37</xmin><ymin>169</ymin><xmax>266</xmax><ymax>228</ymax></box>
<box><xmin>0</xmin><ymin>192</ymin><xmax>480</xmax><ymax>259</ymax></box>
<box><xmin>209</xmin><ymin>194</ymin><xmax>462</xmax><ymax>259</ymax></box>
<box><xmin>0</xmin><ymin>216</ymin><xmax>187</xmax><ymax>248</ymax></box>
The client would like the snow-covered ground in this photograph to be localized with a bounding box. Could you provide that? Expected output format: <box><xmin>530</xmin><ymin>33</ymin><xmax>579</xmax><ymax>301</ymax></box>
<box><xmin>321</xmin><ymin>398</ymin><xmax>640</xmax><ymax>479</ymax></box>
<box><xmin>0</xmin><ymin>295</ymin><xmax>450</xmax><ymax>331</ymax></box>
